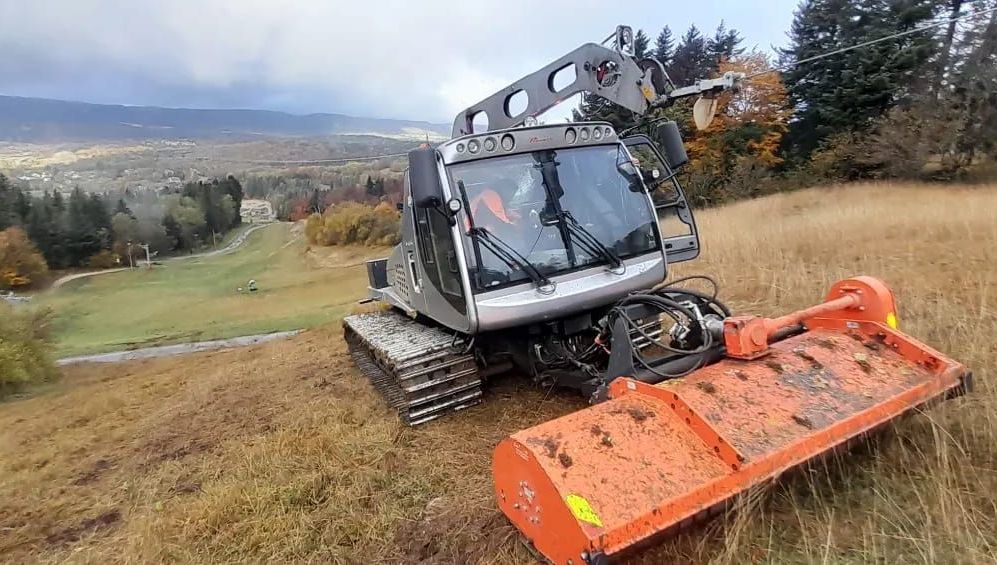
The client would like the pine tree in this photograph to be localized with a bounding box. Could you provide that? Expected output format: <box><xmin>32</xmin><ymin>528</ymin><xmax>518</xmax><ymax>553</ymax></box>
<box><xmin>220</xmin><ymin>176</ymin><xmax>244</xmax><ymax>225</ymax></box>
<box><xmin>114</xmin><ymin>198</ymin><xmax>133</xmax><ymax>217</ymax></box>
<box><xmin>779</xmin><ymin>0</ymin><xmax>940</xmax><ymax>159</ymax></box>
<box><xmin>162</xmin><ymin>213</ymin><xmax>182</xmax><ymax>251</ymax></box>
<box><xmin>654</xmin><ymin>26</ymin><xmax>675</xmax><ymax>70</ymax></box>
<box><xmin>633</xmin><ymin>29</ymin><xmax>650</xmax><ymax>59</ymax></box>
<box><xmin>308</xmin><ymin>189</ymin><xmax>322</xmax><ymax>214</ymax></box>
<box><xmin>0</xmin><ymin>174</ymin><xmax>13</xmax><ymax>230</ymax></box>
<box><xmin>669</xmin><ymin>25</ymin><xmax>710</xmax><ymax>86</ymax></box>
<box><xmin>706</xmin><ymin>21</ymin><xmax>744</xmax><ymax>72</ymax></box>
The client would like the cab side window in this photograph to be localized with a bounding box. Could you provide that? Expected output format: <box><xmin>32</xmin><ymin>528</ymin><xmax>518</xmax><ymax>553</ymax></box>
<box><xmin>415</xmin><ymin>207</ymin><xmax>465</xmax><ymax>313</ymax></box>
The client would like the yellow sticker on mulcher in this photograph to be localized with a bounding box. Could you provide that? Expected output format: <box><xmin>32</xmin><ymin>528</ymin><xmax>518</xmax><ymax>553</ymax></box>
<box><xmin>565</xmin><ymin>494</ymin><xmax>603</xmax><ymax>527</ymax></box>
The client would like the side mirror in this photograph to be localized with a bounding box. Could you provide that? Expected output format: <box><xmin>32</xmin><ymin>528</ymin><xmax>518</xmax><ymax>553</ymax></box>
<box><xmin>615</xmin><ymin>152</ymin><xmax>643</xmax><ymax>193</ymax></box>
<box><xmin>446</xmin><ymin>197</ymin><xmax>462</xmax><ymax>215</ymax></box>
<box><xmin>409</xmin><ymin>146</ymin><xmax>443</xmax><ymax>208</ymax></box>
<box><xmin>444</xmin><ymin>197</ymin><xmax>462</xmax><ymax>226</ymax></box>
<box><xmin>641</xmin><ymin>167</ymin><xmax>661</xmax><ymax>185</ymax></box>
<box><xmin>655</xmin><ymin>121</ymin><xmax>688</xmax><ymax>170</ymax></box>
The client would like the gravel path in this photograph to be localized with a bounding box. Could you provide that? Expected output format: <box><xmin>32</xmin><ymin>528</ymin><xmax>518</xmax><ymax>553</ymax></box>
<box><xmin>56</xmin><ymin>330</ymin><xmax>301</xmax><ymax>366</ymax></box>
<box><xmin>50</xmin><ymin>223</ymin><xmax>276</xmax><ymax>289</ymax></box>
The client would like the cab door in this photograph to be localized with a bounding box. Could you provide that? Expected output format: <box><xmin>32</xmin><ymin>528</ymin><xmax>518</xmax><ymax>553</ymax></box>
<box><xmin>623</xmin><ymin>134</ymin><xmax>700</xmax><ymax>263</ymax></box>
<box><xmin>412</xmin><ymin>199</ymin><xmax>471</xmax><ymax>332</ymax></box>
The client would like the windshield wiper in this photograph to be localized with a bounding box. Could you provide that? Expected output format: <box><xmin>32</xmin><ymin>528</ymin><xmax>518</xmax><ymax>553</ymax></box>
<box><xmin>468</xmin><ymin>227</ymin><xmax>554</xmax><ymax>292</ymax></box>
<box><xmin>533</xmin><ymin>150</ymin><xmax>622</xmax><ymax>271</ymax></box>
<box><xmin>560</xmin><ymin>211</ymin><xmax>624</xmax><ymax>271</ymax></box>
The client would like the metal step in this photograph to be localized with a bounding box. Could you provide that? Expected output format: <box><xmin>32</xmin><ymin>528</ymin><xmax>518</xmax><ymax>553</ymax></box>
<box><xmin>344</xmin><ymin>311</ymin><xmax>482</xmax><ymax>425</ymax></box>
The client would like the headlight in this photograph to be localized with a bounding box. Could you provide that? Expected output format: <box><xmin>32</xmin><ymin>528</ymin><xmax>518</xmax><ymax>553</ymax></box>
<box><xmin>593</xmin><ymin>128</ymin><xmax>602</xmax><ymax>140</ymax></box>
<box><xmin>468</xmin><ymin>139</ymin><xmax>480</xmax><ymax>154</ymax></box>
<box><xmin>483</xmin><ymin>137</ymin><xmax>496</xmax><ymax>152</ymax></box>
<box><xmin>580</xmin><ymin>127</ymin><xmax>590</xmax><ymax>141</ymax></box>
<box><xmin>564</xmin><ymin>128</ymin><xmax>577</xmax><ymax>144</ymax></box>
<box><xmin>501</xmin><ymin>134</ymin><xmax>515</xmax><ymax>151</ymax></box>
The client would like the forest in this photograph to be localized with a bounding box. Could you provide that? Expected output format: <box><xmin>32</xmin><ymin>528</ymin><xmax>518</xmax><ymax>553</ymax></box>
<box><xmin>576</xmin><ymin>0</ymin><xmax>997</xmax><ymax>205</ymax></box>
<box><xmin>0</xmin><ymin>175</ymin><xmax>244</xmax><ymax>288</ymax></box>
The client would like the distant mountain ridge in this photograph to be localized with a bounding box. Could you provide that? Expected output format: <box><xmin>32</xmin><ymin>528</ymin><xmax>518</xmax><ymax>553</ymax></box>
<box><xmin>0</xmin><ymin>95</ymin><xmax>450</xmax><ymax>142</ymax></box>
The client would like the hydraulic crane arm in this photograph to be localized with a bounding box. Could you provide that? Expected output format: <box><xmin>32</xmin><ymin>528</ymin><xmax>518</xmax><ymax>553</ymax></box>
<box><xmin>451</xmin><ymin>25</ymin><xmax>743</xmax><ymax>137</ymax></box>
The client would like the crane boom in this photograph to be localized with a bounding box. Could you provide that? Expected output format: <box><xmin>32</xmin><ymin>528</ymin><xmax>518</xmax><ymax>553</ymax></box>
<box><xmin>451</xmin><ymin>25</ymin><xmax>743</xmax><ymax>138</ymax></box>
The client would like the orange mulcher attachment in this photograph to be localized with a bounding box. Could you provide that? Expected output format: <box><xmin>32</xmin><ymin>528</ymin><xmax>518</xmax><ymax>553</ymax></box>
<box><xmin>493</xmin><ymin>277</ymin><xmax>971</xmax><ymax>564</ymax></box>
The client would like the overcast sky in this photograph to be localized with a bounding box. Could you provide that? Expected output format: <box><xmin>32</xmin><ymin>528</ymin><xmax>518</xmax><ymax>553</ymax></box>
<box><xmin>0</xmin><ymin>0</ymin><xmax>799</xmax><ymax>124</ymax></box>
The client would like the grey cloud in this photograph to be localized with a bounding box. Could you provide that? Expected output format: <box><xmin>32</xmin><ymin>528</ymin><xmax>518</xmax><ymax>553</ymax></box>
<box><xmin>0</xmin><ymin>0</ymin><xmax>797</xmax><ymax>122</ymax></box>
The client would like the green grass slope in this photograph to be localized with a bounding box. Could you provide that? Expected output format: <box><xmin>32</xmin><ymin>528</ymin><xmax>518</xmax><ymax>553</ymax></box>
<box><xmin>39</xmin><ymin>223</ymin><xmax>372</xmax><ymax>357</ymax></box>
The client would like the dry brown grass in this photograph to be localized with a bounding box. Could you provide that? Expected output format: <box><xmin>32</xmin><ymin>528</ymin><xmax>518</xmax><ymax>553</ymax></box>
<box><xmin>0</xmin><ymin>182</ymin><xmax>994</xmax><ymax>564</ymax></box>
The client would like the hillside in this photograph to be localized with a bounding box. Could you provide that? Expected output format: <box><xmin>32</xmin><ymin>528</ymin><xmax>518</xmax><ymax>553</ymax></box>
<box><xmin>38</xmin><ymin>223</ymin><xmax>384</xmax><ymax>357</ymax></box>
<box><xmin>0</xmin><ymin>95</ymin><xmax>450</xmax><ymax>142</ymax></box>
<box><xmin>0</xmin><ymin>183</ymin><xmax>993</xmax><ymax>563</ymax></box>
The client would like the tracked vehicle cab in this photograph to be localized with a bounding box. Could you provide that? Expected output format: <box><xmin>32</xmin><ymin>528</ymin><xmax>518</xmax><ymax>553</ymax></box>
<box><xmin>367</xmin><ymin>120</ymin><xmax>700</xmax><ymax>336</ymax></box>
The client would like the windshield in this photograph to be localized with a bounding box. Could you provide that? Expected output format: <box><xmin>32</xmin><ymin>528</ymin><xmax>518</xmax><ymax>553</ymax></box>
<box><xmin>449</xmin><ymin>144</ymin><xmax>659</xmax><ymax>291</ymax></box>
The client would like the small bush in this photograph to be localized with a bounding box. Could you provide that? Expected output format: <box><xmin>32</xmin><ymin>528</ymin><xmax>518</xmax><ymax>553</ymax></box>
<box><xmin>305</xmin><ymin>202</ymin><xmax>401</xmax><ymax>247</ymax></box>
<box><xmin>0</xmin><ymin>304</ymin><xmax>58</xmax><ymax>398</ymax></box>
<box><xmin>0</xmin><ymin>227</ymin><xmax>49</xmax><ymax>290</ymax></box>
<box><xmin>87</xmin><ymin>250</ymin><xmax>120</xmax><ymax>269</ymax></box>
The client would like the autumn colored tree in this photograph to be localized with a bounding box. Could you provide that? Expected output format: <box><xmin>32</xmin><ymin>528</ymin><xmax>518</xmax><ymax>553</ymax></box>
<box><xmin>681</xmin><ymin>53</ymin><xmax>790</xmax><ymax>204</ymax></box>
<box><xmin>0</xmin><ymin>227</ymin><xmax>49</xmax><ymax>290</ymax></box>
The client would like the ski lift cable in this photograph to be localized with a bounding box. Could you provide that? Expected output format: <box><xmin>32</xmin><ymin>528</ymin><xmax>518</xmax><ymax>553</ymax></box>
<box><xmin>745</xmin><ymin>5</ymin><xmax>997</xmax><ymax>79</ymax></box>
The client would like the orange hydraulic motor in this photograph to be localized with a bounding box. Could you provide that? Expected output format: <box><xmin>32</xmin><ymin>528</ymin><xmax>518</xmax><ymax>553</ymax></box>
<box><xmin>493</xmin><ymin>277</ymin><xmax>970</xmax><ymax>564</ymax></box>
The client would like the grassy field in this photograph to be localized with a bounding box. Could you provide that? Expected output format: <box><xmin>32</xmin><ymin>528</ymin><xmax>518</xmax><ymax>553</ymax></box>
<box><xmin>37</xmin><ymin>222</ymin><xmax>381</xmax><ymax>357</ymax></box>
<box><xmin>0</xmin><ymin>182</ymin><xmax>994</xmax><ymax>563</ymax></box>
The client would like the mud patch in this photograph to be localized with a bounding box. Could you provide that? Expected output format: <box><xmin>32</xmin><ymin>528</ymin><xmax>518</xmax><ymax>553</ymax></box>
<box><xmin>394</xmin><ymin>498</ymin><xmax>510</xmax><ymax>564</ymax></box>
<box><xmin>45</xmin><ymin>509</ymin><xmax>121</xmax><ymax>546</ymax></box>
<box><xmin>794</xmin><ymin>348</ymin><xmax>824</xmax><ymax>369</ymax></box>
<box><xmin>815</xmin><ymin>338</ymin><xmax>837</xmax><ymax>350</ymax></box>
<box><xmin>626</xmin><ymin>406</ymin><xmax>654</xmax><ymax>422</ymax></box>
<box><xmin>792</xmin><ymin>414</ymin><xmax>814</xmax><ymax>429</ymax></box>
<box><xmin>853</xmin><ymin>352</ymin><xmax>872</xmax><ymax>373</ymax></box>
<box><xmin>169</xmin><ymin>481</ymin><xmax>202</xmax><ymax>495</ymax></box>
<box><xmin>697</xmin><ymin>381</ymin><xmax>717</xmax><ymax>394</ymax></box>
<box><xmin>72</xmin><ymin>458</ymin><xmax>114</xmax><ymax>486</ymax></box>
<box><xmin>765</xmin><ymin>360</ymin><xmax>785</xmax><ymax>374</ymax></box>
<box><xmin>542</xmin><ymin>437</ymin><xmax>560</xmax><ymax>459</ymax></box>
<box><xmin>558</xmin><ymin>452</ymin><xmax>574</xmax><ymax>468</ymax></box>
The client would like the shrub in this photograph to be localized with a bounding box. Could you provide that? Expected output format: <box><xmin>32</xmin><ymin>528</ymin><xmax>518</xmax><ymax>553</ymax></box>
<box><xmin>87</xmin><ymin>250</ymin><xmax>120</xmax><ymax>269</ymax></box>
<box><xmin>305</xmin><ymin>202</ymin><xmax>401</xmax><ymax>247</ymax></box>
<box><xmin>0</xmin><ymin>304</ymin><xmax>57</xmax><ymax>398</ymax></box>
<box><xmin>0</xmin><ymin>227</ymin><xmax>49</xmax><ymax>290</ymax></box>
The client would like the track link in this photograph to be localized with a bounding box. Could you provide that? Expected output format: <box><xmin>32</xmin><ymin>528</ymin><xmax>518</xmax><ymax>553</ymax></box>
<box><xmin>344</xmin><ymin>311</ymin><xmax>482</xmax><ymax>425</ymax></box>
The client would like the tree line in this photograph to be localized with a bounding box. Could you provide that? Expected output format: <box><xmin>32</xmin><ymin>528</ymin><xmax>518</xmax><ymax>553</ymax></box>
<box><xmin>576</xmin><ymin>0</ymin><xmax>997</xmax><ymax>205</ymax></box>
<box><xmin>0</xmin><ymin>173</ymin><xmax>244</xmax><ymax>287</ymax></box>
